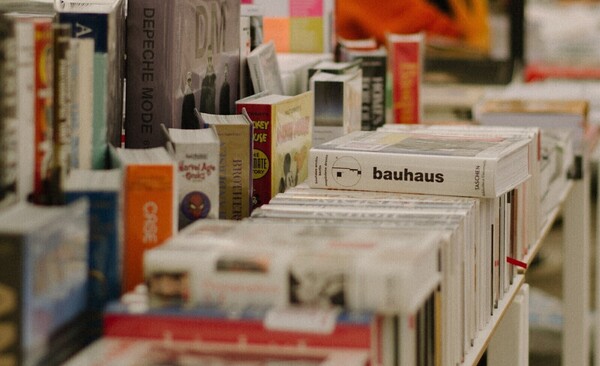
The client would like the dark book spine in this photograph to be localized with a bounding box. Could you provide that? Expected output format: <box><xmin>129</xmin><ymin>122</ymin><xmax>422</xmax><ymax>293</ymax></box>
<box><xmin>358</xmin><ymin>55</ymin><xmax>387</xmax><ymax>130</ymax></box>
<box><xmin>0</xmin><ymin>15</ymin><xmax>17</xmax><ymax>208</ymax></box>
<box><xmin>65</xmin><ymin>191</ymin><xmax>121</xmax><ymax>310</ymax></box>
<box><xmin>125</xmin><ymin>0</ymin><xmax>172</xmax><ymax>148</ymax></box>
<box><xmin>0</xmin><ymin>234</ymin><xmax>23</xmax><ymax>365</ymax></box>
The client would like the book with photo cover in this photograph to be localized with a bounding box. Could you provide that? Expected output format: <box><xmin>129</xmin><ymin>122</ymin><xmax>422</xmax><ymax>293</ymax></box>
<box><xmin>125</xmin><ymin>0</ymin><xmax>240</xmax><ymax>148</ymax></box>
<box><xmin>309</xmin><ymin>130</ymin><xmax>531</xmax><ymax>198</ymax></box>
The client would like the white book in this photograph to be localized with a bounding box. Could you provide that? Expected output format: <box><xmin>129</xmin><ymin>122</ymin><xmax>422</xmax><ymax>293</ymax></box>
<box><xmin>309</xmin><ymin>130</ymin><xmax>531</xmax><ymax>198</ymax></box>
<box><xmin>310</xmin><ymin>69</ymin><xmax>362</xmax><ymax>146</ymax></box>
<box><xmin>246</xmin><ymin>40</ymin><xmax>284</xmax><ymax>95</ymax></box>
<box><xmin>146</xmin><ymin>220</ymin><xmax>444</xmax><ymax>316</ymax></box>
<box><xmin>165</xmin><ymin>126</ymin><xmax>220</xmax><ymax>228</ymax></box>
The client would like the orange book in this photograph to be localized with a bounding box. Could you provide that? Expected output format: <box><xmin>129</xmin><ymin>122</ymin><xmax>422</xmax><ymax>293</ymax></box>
<box><xmin>115</xmin><ymin>147</ymin><xmax>177</xmax><ymax>293</ymax></box>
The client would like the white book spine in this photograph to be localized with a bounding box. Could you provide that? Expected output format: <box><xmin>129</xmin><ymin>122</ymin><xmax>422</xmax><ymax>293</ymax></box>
<box><xmin>309</xmin><ymin>148</ymin><xmax>498</xmax><ymax>198</ymax></box>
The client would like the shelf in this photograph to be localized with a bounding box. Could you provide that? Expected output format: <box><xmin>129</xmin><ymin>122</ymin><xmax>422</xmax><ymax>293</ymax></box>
<box><xmin>462</xmin><ymin>274</ymin><xmax>526</xmax><ymax>366</ymax></box>
<box><xmin>521</xmin><ymin>180</ymin><xmax>575</xmax><ymax>270</ymax></box>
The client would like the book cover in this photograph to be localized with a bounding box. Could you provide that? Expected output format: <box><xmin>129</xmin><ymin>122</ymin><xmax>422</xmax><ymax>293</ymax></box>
<box><xmin>115</xmin><ymin>147</ymin><xmax>177</xmax><ymax>293</ymax></box>
<box><xmin>0</xmin><ymin>13</ymin><xmax>17</xmax><ymax>210</ymax></box>
<box><xmin>236</xmin><ymin>91</ymin><xmax>313</xmax><ymax>209</ymax></box>
<box><xmin>310</xmin><ymin>68</ymin><xmax>362</xmax><ymax>146</ymax></box>
<box><xmin>338</xmin><ymin>45</ymin><xmax>387</xmax><ymax>130</ymax></box>
<box><xmin>386</xmin><ymin>32</ymin><xmax>424</xmax><ymax>124</ymax></box>
<box><xmin>200</xmin><ymin>111</ymin><xmax>253</xmax><ymax>220</ymax></box>
<box><xmin>0</xmin><ymin>200</ymin><xmax>89</xmax><ymax>366</ymax></box>
<box><xmin>165</xmin><ymin>126</ymin><xmax>220</xmax><ymax>228</ymax></box>
<box><xmin>247</xmin><ymin>40</ymin><xmax>285</xmax><ymax>95</ymax></box>
<box><xmin>64</xmin><ymin>168</ymin><xmax>123</xmax><ymax>311</ymax></box>
<box><xmin>125</xmin><ymin>0</ymin><xmax>240</xmax><ymax>148</ymax></box>
<box><xmin>55</xmin><ymin>0</ymin><xmax>126</xmax><ymax>165</ymax></box>
<box><xmin>309</xmin><ymin>130</ymin><xmax>531</xmax><ymax>198</ymax></box>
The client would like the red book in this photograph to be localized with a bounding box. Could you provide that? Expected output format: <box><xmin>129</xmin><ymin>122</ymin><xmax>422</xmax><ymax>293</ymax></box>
<box><xmin>386</xmin><ymin>32</ymin><xmax>424</xmax><ymax>124</ymax></box>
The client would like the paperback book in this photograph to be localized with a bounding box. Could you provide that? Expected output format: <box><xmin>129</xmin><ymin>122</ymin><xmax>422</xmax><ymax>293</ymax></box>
<box><xmin>113</xmin><ymin>147</ymin><xmax>177</xmax><ymax>293</ymax></box>
<box><xmin>199</xmin><ymin>110</ymin><xmax>253</xmax><ymax>220</ymax></box>
<box><xmin>164</xmin><ymin>125</ymin><xmax>220</xmax><ymax>228</ymax></box>
<box><xmin>246</xmin><ymin>40</ymin><xmax>285</xmax><ymax>95</ymax></box>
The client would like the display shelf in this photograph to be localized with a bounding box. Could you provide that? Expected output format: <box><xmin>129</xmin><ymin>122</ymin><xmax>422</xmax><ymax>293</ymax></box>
<box><xmin>520</xmin><ymin>180</ymin><xmax>575</xmax><ymax>270</ymax></box>
<box><xmin>462</xmin><ymin>274</ymin><xmax>526</xmax><ymax>366</ymax></box>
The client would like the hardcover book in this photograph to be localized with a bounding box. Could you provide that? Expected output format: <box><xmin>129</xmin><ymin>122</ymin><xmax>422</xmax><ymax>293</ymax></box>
<box><xmin>309</xmin><ymin>130</ymin><xmax>531</xmax><ymax>198</ymax></box>
<box><xmin>0</xmin><ymin>200</ymin><xmax>89</xmax><ymax>366</ymax></box>
<box><xmin>165</xmin><ymin>125</ymin><xmax>220</xmax><ymax>228</ymax></box>
<box><xmin>113</xmin><ymin>147</ymin><xmax>177</xmax><ymax>293</ymax></box>
<box><xmin>199</xmin><ymin>110</ymin><xmax>253</xmax><ymax>220</ymax></box>
<box><xmin>310</xmin><ymin>68</ymin><xmax>362</xmax><ymax>146</ymax></box>
<box><xmin>64</xmin><ymin>168</ymin><xmax>123</xmax><ymax>311</ymax></box>
<box><xmin>125</xmin><ymin>0</ymin><xmax>240</xmax><ymax>148</ymax></box>
<box><xmin>386</xmin><ymin>32</ymin><xmax>425</xmax><ymax>124</ymax></box>
<box><xmin>236</xmin><ymin>91</ymin><xmax>313</xmax><ymax>208</ymax></box>
<box><xmin>55</xmin><ymin>0</ymin><xmax>126</xmax><ymax>165</ymax></box>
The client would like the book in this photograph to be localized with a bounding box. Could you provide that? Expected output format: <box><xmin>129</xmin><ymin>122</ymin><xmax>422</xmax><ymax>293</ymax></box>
<box><xmin>0</xmin><ymin>12</ymin><xmax>17</xmax><ymax>210</ymax></box>
<box><xmin>113</xmin><ymin>147</ymin><xmax>177</xmax><ymax>293</ymax></box>
<box><xmin>55</xmin><ymin>0</ymin><xmax>126</xmax><ymax>165</ymax></box>
<box><xmin>307</xmin><ymin>58</ymin><xmax>362</xmax><ymax>79</ymax></box>
<box><xmin>8</xmin><ymin>11</ymin><xmax>54</xmax><ymax>205</ymax></box>
<box><xmin>310</xmin><ymin>68</ymin><xmax>362</xmax><ymax>146</ymax></box>
<box><xmin>236</xmin><ymin>91</ymin><xmax>313</xmax><ymax>208</ymax></box>
<box><xmin>277</xmin><ymin>52</ymin><xmax>332</xmax><ymax>95</ymax></box>
<box><xmin>198</xmin><ymin>110</ymin><xmax>253</xmax><ymax>220</ymax></box>
<box><xmin>0</xmin><ymin>199</ymin><xmax>89</xmax><ymax>366</ymax></box>
<box><xmin>164</xmin><ymin>125</ymin><xmax>220</xmax><ymax>228</ymax></box>
<box><xmin>63</xmin><ymin>337</ymin><xmax>370</xmax><ymax>366</ymax></box>
<box><xmin>148</xmin><ymin>219</ymin><xmax>444</xmax><ymax>316</ymax></box>
<box><xmin>386</xmin><ymin>32</ymin><xmax>425</xmax><ymax>124</ymax></box>
<box><xmin>253</xmin><ymin>0</ymin><xmax>336</xmax><ymax>54</ymax></box>
<box><xmin>309</xmin><ymin>130</ymin><xmax>531</xmax><ymax>198</ymax></box>
<box><xmin>103</xmin><ymin>289</ymin><xmax>383</xmax><ymax>364</ymax></box>
<box><xmin>125</xmin><ymin>0</ymin><xmax>240</xmax><ymax>148</ymax></box>
<box><xmin>64</xmin><ymin>168</ymin><xmax>123</xmax><ymax>311</ymax></box>
<box><xmin>337</xmin><ymin>44</ymin><xmax>388</xmax><ymax>130</ymax></box>
<box><xmin>246</xmin><ymin>40</ymin><xmax>285</xmax><ymax>95</ymax></box>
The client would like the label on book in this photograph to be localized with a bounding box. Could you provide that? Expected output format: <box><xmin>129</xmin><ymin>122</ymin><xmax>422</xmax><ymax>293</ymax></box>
<box><xmin>263</xmin><ymin>307</ymin><xmax>339</xmax><ymax>334</ymax></box>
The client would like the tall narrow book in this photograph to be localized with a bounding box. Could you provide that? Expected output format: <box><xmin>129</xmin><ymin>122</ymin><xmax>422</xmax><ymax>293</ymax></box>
<box><xmin>199</xmin><ymin>110</ymin><xmax>253</xmax><ymax>220</ymax></box>
<box><xmin>309</xmin><ymin>130</ymin><xmax>531</xmax><ymax>198</ymax></box>
<box><xmin>113</xmin><ymin>147</ymin><xmax>177</xmax><ymax>293</ymax></box>
<box><xmin>164</xmin><ymin>125</ymin><xmax>220</xmax><ymax>228</ymax></box>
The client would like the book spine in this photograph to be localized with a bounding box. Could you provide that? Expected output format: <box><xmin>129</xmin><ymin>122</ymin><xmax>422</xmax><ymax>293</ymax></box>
<box><xmin>125</xmin><ymin>0</ymin><xmax>172</xmax><ymax>148</ymax></box>
<box><xmin>236</xmin><ymin>102</ymin><xmax>273</xmax><ymax>209</ymax></box>
<box><xmin>359</xmin><ymin>55</ymin><xmax>387</xmax><ymax>130</ymax></box>
<box><xmin>57</xmin><ymin>12</ymin><xmax>112</xmax><ymax>168</ymax></box>
<box><xmin>0</xmin><ymin>16</ymin><xmax>17</xmax><ymax>209</ymax></box>
<box><xmin>389</xmin><ymin>36</ymin><xmax>423</xmax><ymax>124</ymax></box>
<box><xmin>103</xmin><ymin>308</ymin><xmax>375</xmax><ymax>351</ymax></box>
<box><xmin>211</xmin><ymin>124</ymin><xmax>252</xmax><ymax>219</ymax></box>
<box><xmin>0</xmin><ymin>234</ymin><xmax>23</xmax><ymax>365</ymax></box>
<box><xmin>49</xmin><ymin>23</ymin><xmax>72</xmax><ymax>205</ymax></box>
<box><xmin>123</xmin><ymin>164</ymin><xmax>176</xmax><ymax>293</ymax></box>
<box><xmin>15</xmin><ymin>20</ymin><xmax>35</xmax><ymax>203</ymax></box>
<box><xmin>32</xmin><ymin>21</ymin><xmax>54</xmax><ymax>204</ymax></box>
<box><xmin>309</xmin><ymin>148</ymin><xmax>497</xmax><ymax>198</ymax></box>
<box><xmin>65</xmin><ymin>190</ymin><xmax>121</xmax><ymax>310</ymax></box>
